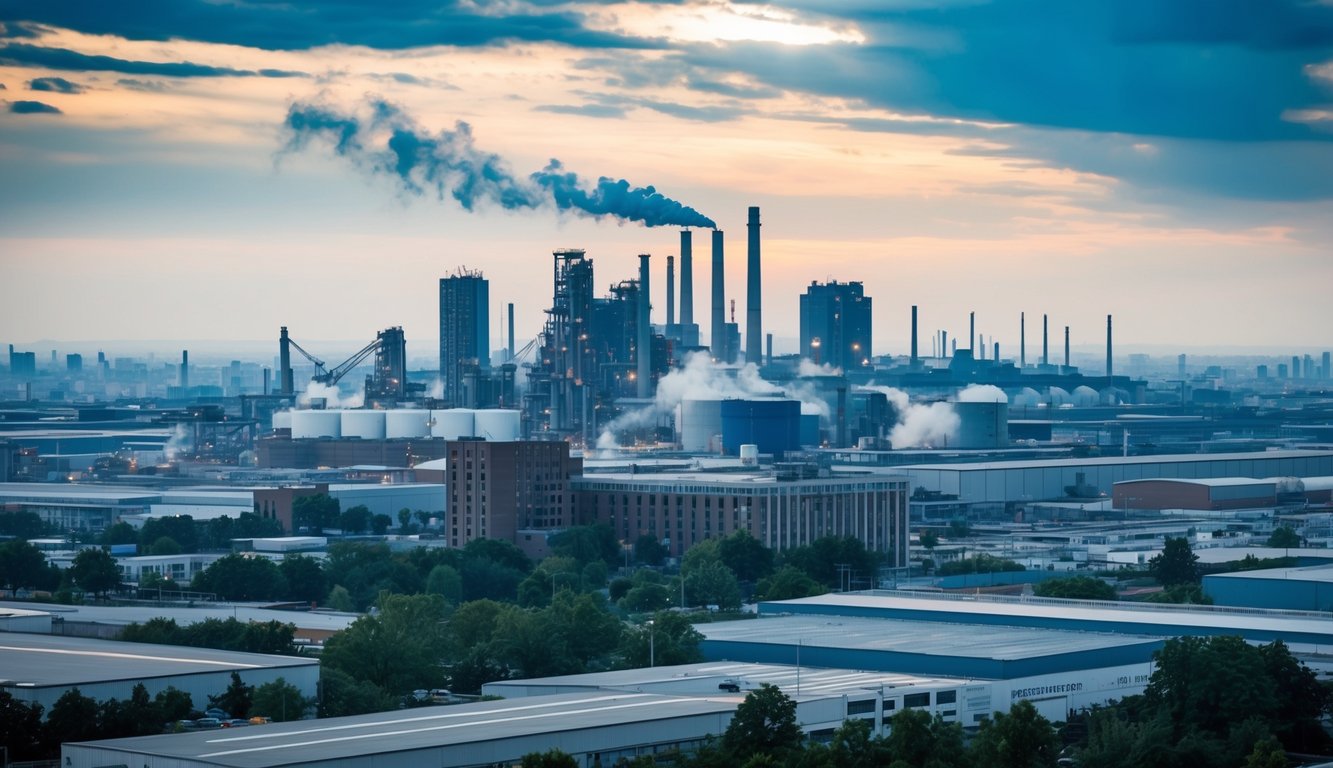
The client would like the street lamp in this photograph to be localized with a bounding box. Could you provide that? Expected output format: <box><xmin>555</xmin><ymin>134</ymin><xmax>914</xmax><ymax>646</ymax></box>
<box><xmin>647</xmin><ymin>619</ymin><xmax>655</xmax><ymax>668</ymax></box>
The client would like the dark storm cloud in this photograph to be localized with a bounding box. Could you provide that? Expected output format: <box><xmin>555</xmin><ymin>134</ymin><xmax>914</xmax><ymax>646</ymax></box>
<box><xmin>9</xmin><ymin>99</ymin><xmax>60</xmax><ymax>114</ymax></box>
<box><xmin>0</xmin><ymin>0</ymin><xmax>659</xmax><ymax>52</ymax></box>
<box><xmin>28</xmin><ymin>75</ymin><xmax>83</xmax><ymax>93</ymax></box>
<box><xmin>0</xmin><ymin>43</ymin><xmax>306</xmax><ymax>78</ymax></box>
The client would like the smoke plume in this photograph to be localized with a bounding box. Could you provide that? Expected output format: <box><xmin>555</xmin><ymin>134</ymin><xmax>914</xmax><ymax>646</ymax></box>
<box><xmin>283</xmin><ymin>98</ymin><xmax>715</xmax><ymax>228</ymax></box>
<box><xmin>957</xmin><ymin>384</ymin><xmax>1007</xmax><ymax>403</ymax></box>
<box><xmin>299</xmin><ymin>381</ymin><xmax>363</xmax><ymax>409</ymax></box>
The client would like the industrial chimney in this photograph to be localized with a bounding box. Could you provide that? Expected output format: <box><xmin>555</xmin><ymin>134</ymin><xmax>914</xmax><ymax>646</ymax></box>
<box><xmin>746</xmin><ymin>206</ymin><xmax>762</xmax><ymax>365</ymax></box>
<box><xmin>507</xmin><ymin>303</ymin><xmax>515</xmax><ymax>361</ymax></box>
<box><xmin>1065</xmin><ymin>326</ymin><xmax>1071</xmax><ymax>369</ymax></box>
<box><xmin>638</xmin><ymin>254</ymin><xmax>651</xmax><ymax>398</ymax></box>
<box><xmin>279</xmin><ymin>326</ymin><xmax>293</xmax><ymax>395</ymax></box>
<box><xmin>910</xmin><ymin>305</ymin><xmax>919</xmax><ymax>367</ymax></box>
<box><xmin>1106</xmin><ymin>314</ymin><xmax>1113</xmax><ymax>377</ymax></box>
<box><xmin>1042</xmin><ymin>315</ymin><xmax>1049</xmax><ymax>366</ymax></box>
<box><xmin>666</xmin><ymin>254</ymin><xmax>676</xmax><ymax>329</ymax></box>
<box><xmin>180</xmin><ymin>350</ymin><xmax>189</xmax><ymax>390</ymax></box>
<box><xmin>969</xmin><ymin>311</ymin><xmax>975</xmax><ymax>353</ymax></box>
<box><xmin>711</xmin><ymin>230</ymin><xmax>725</xmax><ymax>355</ymax></box>
<box><xmin>680</xmin><ymin>230</ymin><xmax>695</xmax><ymax>346</ymax></box>
<box><xmin>1020</xmin><ymin>312</ymin><xmax>1026</xmax><ymax>368</ymax></box>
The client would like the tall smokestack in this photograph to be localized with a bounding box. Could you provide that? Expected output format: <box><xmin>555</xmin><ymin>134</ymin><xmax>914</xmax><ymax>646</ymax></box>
<box><xmin>766</xmin><ymin>333</ymin><xmax>773</xmax><ymax>366</ymax></box>
<box><xmin>994</xmin><ymin>341</ymin><xmax>1000</xmax><ymax>362</ymax></box>
<box><xmin>263</xmin><ymin>367</ymin><xmax>270</xmax><ymax>395</ymax></box>
<box><xmin>1065</xmin><ymin>326</ymin><xmax>1071</xmax><ymax>369</ymax></box>
<box><xmin>910</xmin><ymin>305</ymin><xmax>919</xmax><ymax>366</ymax></box>
<box><xmin>666</xmin><ymin>254</ymin><xmax>676</xmax><ymax>328</ymax></box>
<box><xmin>969</xmin><ymin>312</ymin><xmax>975</xmax><ymax>352</ymax></box>
<box><xmin>507</xmin><ymin>302</ymin><xmax>515</xmax><ymax>361</ymax></box>
<box><xmin>180</xmin><ymin>350</ymin><xmax>189</xmax><ymax>390</ymax></box>
<box><xmin>638</xmin><ymin>254</ymin><xmax>651</xmax><ymax>398</ymax></box>
<box><xmin>680</xmin><ymin>230</ymin><xmax>694</xmax><ymax>345</ymax></box>
<box><xmin>746</xmin><ymin>206</ymin><xmax>762</xmax><ymax>365</ymax></box>
<box><xmin>711</xmin><ymin>229</ymin><xmax>725</xmax><ymax>354</ymax></box>
<box><xmin>1042</xmin><ymin>315</ymin><xmax>1049</xmax><ymax>366</ymax></box>
<box><xmin>279</xmin><ymin>326</ymin><xmax>293</xmax><ymax>395</ymax></box>
<box><xmin>1020</xmin><ymin>312</ymin><xmax>1026</xmax><ymax>368</ymax></box>
<box><xmin>942</xmin><ymin>331</ymin><xmax>949</xmax><ymax>358</ymax></box>
<box><xmin>1106</xmin><ymin>314</ymin><xmax>1113</xmax><ymax>377</ymax></box>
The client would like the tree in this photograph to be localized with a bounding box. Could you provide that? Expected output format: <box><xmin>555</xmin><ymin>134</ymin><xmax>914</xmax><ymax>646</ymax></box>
<box><xmin>1145</xmin><ymin>583</ymin><xmax>1212</xmax><ymax>605</ymax></box>
<box><xmin>292</xmin><ymin>494</ymin><xmax>340</xmax><ymax>534</ymax></box>
<box><xmin>70</xmin><ymin>547</ymin><xmax>121</xmax><ymax>598</ymax></box>
<box><xmin>549</xmin><ymin>524</ymin><xmax>620</xmax><ymax>567</ymax></box>
<box><xmin>100</xmin><ymin>521</ymin><xmax>139</xmax><ymax>546</ymax></box>
<box><xmin>192</xmin><ymin>553</ymin><xmax>288</xmax><ymax>601</ymax></box>
<box><xmin>0</xmin><ymin>539</ymin><xmax>46</xmax><ymax>596</ymax></box>
<box><xmin>0</xmin><ymin>510</ymin><xmax>46</xmax><ymax>539</ymax></box>
<box><xmin>153</xmin><ymin>687</ymin><xmax>194</xmax><ymax>722</ymax></box>
<box><xmin>209</xmin><ymin>671</ymin><xmax>254</xmax><ymax>719</ymax></box>
<box><xmin>148</xmin><ymin>535</ymin><xmax>182</xmax><ymax>555</ymax></box>
<box><xmin>722</xmin><ymin>683</ymin><xmax>804</xmax><ymax>760</ymax></box>
<box><xmin>919</xmin><ymin>530</ymin><xmax>940</xmax><ymax>550</ymax></box>
<box><xmin>321</xmin><ymin>593</ymin><xmax>449</xmax><ymax>695</ymax></box>
<box><xmin>371</xmin><ymin>514</ymin><xmax>393</xmax><ymax>535</ymax></box>
<box><xmin>620</xmin><ymin>582</ymin><xmax>671</xmax><ymax>612</ymax></box>
<box><xmin>754</xmin><ymin>566</ymin><xmax>827</xmax><ymax>602</ymax></box>
<box><xmin>44</xmin><ymin>688</ymin><xmax>100</xmax><ymax>746</ymax></box>
<box><xmin>717</xmin><ymin>530</ymin><xmax>775</xmax><ymax>582</ymax></box>
<box><xmin>326</xmin><ymin>584</ymin><xmax>355</xmax><ymax>612</ymax></box>
<box><xmin>520</xmin><ymin>749</ymin><xmax>578</xmax><ymax>768</ymax></box>
<box><xmin>781</xmin><ymin>536</ymin><xmax>880</xmax><ymax>589</ymax></box>
<box><xmin>0</xmin><ymin>691</ymin><xmax>45</xmax><ymax>761</ymax></box>
<box><xmin>139</xmin><ymin>515</ymin><xmax>198</xmax><ymax>553</ymax></box>
<box><xmin>635</xmin><ymin>533</ymin><xmax>667</xmax><ymax>566</ymax></box>
<box><xmin>397</xmin><ymin>507</ymin><xmax>414</xmax><ymax>534</ymax></box>
<box><xmin>1033</xmin><ymin>575</ymin><xmax>1117</xmax><ymax>601</ymax></box>
<box><xmin>317</xmin><ymin>667</ymin><xmax>396</xmax><ymax>718</ymax></box>
<box><xmin>280</xmin><ymin>554</ymin><xmax>328</xmax><ymax>604</ymax></box>
<box><xmin>1146</xmin><ymin>635</ymin><xmax>1279</xmax><ymax>740</ymax></box>
<box><xmin>969</xmin><ymin>700</ymin><xmax>1060</xmax><ymax>768</ymax></box>
<box><xmin>252</xmin><ymin>677</ymin><xmax>310</xmax><ymax>722</ymax></box>
<box><xmin>685</xmin><ymin>560</ymin><xmax>742</xmax><ymax>610</ymax></box>
<box><xmin>425</xmin><ymin>563</ymin><xmax>463</xmax><ymax>604</ymax></box>
<box><xmin>619</xmin><ymin>611</ymin><xmax>704</xmax><ymax>668</ymax></box>
<box><xmin>1148</xmin><ymin>537</ymin><xmax>1199</xmax><ymax>586</ymax></box>
<box><xmin>339</xmin><ymin>505</ymin><xmax>372</xmax><ymax>535</ymax></box>
<box><xmin>1267</xmin><ymin>526</ymin><xmax>1301</xmax><ymax>549</ymax></box>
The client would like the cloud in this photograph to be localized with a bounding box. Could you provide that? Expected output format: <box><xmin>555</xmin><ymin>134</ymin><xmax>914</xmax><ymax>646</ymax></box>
<box><xmin>535</xmin><ymin>103</ymin><xmax>628</xmax><ymax>119</ymax></box>
<box><xmin>0</xmin><ymin>0</ymin><xmax>658</xmax><ymax>52</ymax></box>
<box><xmin>9</xmin><ymin>99</ymin><xmax>61</xmax><ymax>114</ymax></box>
<box><xmin>0</xmin><ymin>43</ymin><xmax>305</xmax><ymax>78</ymax></box>
<box><xmin>28</xmin><ymin>75</ymin><xmax>83</xmax><ymax>93</ymax></box>
<box><xmin>116</xmin><ymin>78</ymin><xmax>169</xmax><ymax>92</ymax></box>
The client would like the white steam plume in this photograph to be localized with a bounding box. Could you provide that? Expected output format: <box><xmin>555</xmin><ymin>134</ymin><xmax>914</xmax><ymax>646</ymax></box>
<box><xmin>957</xmin><ymin>384</ymin><xmax>1008</xmax><ymax>403</ymax></box>
<box><xmin>797</xmin><ymin>358</ymin><xmax>843</xmax><ymax>377</ymax></box>
<box><xmin>299</xmin><ymin>381</ymin><xmax>364</xmax><ymax>409</ymax></box>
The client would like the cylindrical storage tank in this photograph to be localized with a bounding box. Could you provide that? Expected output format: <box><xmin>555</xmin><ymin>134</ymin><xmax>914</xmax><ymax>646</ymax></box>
<box><xmin>341</xmin><ymin>410</ymin><xmax>386</xmax><ymax>440</ymax></box>
<box><xmin>720</xmin><ymin>398</ymin><xmax>800</xmax><ymax>458</ymax></box>
<box><xmin>1072</xmin><ymin>385</ymin><xmax>1099</xmax><ymax>407</ymax></box>
<box><xmin>953</xmin><ymin>402</ymin><xmax>1009</xmax><ymax>449</ymax></box>
<box><xmin>799</xmin><ymin>413</ymin><xmax>820</xmax><ymax>447</ymax></box>
<box><xmin>472</xmin><ymin>409</ymin><xmax>521</xmax><ymax>441</ymax></box>
<box><xmin>430</xmin><ymin>409</ymin><xmax>475</xmax><ymax>439</ymax></box>
<box><xmin>680</xmin><ymin>399</ymin><xmax>723</xmax><ymax>452</ymax></box>
<box><xmin>291</xmin><ymin>409</ymin><xmax>342</xmax><ymax>439</ymax></box>
<box><xmin>739</xmin><ymin>444</ymin><xmax>759</xmax><ymax>465</ymax></box>
<box><xmin>386</xmin><ymin>409</ymin><xmax>431</xmax><ymax>439</ymax></box>
<box><xmin>272</xmin><ymin>410</ymin><xmax>292</xmax><ymax>430</ymax></box>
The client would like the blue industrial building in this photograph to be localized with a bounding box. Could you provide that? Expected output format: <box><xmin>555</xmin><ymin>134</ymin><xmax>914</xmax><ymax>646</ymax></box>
<box><xmin>720</xmin><ymin>398</ymin><xmax>800</xmax><ymax>458</ymax></box>
<box><xmin>1204</xmin><ymin>565</ymin><xmax>1333</xmax><ymax>612</ymax></box>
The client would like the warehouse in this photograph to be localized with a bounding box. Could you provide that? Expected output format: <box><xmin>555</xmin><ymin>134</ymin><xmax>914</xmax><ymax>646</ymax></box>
<box><xmin>1204</xmin><ymin>565</ymin><xmax>1333</xmax><ymax>612</ymax></box>
<box><xmin>897</xmin><ymin>449</ymin><xmax>1333</xmax><ymax>509</ymax></box>
<box><xmin>695</xmin><ymin>614</ymin><xmax>1162</xmax><ymax>680</ymax></box>
<box><xmin>0</xmin><ymin>633</ymin><xmax>318</xmax><ymax>712</ymax></box>
<box><xmin>759</xmin><ymin>591</ymin><xmax>1333</xmax><ymax>647</ymax></box>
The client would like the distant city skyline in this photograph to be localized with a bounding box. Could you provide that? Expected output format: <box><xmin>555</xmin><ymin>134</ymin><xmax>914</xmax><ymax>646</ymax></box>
<box><xmin>2</xmin><ymin>2</ymin><xmax>1331</xmax><ymax>351</ymax></box>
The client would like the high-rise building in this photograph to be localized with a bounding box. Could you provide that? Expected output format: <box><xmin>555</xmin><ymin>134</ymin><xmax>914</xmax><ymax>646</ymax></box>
<box><xmin>440</xmin><ymin>271</ymin><xmax>490</xmax><ymax>407</ymax></box>
<box><xmin>443</xmin><ymin>439</ymin><xmax>582</xmax><ymax>554</ymax></box>
<box><xmin>799</xmin><ymin>280</ymin><xmax>872</xmax><ymax>370</ymax></box>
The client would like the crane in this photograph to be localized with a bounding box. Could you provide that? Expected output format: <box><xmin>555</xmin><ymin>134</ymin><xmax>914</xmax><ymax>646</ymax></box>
<box><xmin>283</xmin><ymin>333</ymin><xmax>382</xmax><ymax>387</ymax></box>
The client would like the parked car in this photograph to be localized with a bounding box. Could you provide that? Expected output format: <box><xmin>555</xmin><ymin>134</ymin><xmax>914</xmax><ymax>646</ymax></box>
<box><xmin>221</xmin><ymin>719</ymin><xmax>250</xmax><ymax>728</ymax></box>
<box><xmin>248</xmin><ymin>716</ymin><xmax>272</xmax><ymax>725</ymax></box>
<box><xmin>205</xmin><ymin>708</ymin><xmax>230</xmax><ymax>720</ymax></box>
<box><xmin>429</xmin><ymin>689</ymin><xmax>452</xmax><ymax>704</ymax></box>
<box><xmin>194</xmin><ymin>717</ymin><xmax>222</xmax><ymax>729</ymax></box>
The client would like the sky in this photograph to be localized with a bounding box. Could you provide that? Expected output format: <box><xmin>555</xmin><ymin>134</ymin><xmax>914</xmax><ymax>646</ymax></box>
<box><xmin>1</xmin><ymin>0</ymin><xmax>1331</xmax><ymax>362</ymax></box>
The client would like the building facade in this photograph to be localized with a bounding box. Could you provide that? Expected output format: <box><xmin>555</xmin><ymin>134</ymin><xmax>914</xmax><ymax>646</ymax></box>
<box><xmin>445</xmin><ymin>439</ymin><xmax>583</xmax><ymax>550</ymax></box>
<box><xmin>574</xmin><ymin>472</ymin><xmax>909</xmax><ymax>564</ymax></box>
<box><xmin>439</xmin><ymin>271</ymin><xmax>490</xmax><ymax>407</ymax></box>
<box><xmin>799</xmin><ymin>280</ymin><xmax>872</xmax><ymax>371</ymax></box>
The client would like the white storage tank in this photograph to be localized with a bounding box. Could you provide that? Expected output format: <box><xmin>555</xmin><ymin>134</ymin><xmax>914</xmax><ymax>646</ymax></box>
<box><xmin>341</xmin><ymin>410</ymin><xmax>386</xmax><ymax>440</ymax></box>
<box><xmin>386</xmin><ymin>409</ymin><xmax>431</xmax><ymax>439</ymax></box>
<box><xmin>291</xmin><ymin>409</ymin><xmax>342</xmax><ymax>439</ymax></box>
<box><xmin>472</xmin><ymin>409</ymin><xmax>521</xmax><ymax>441</ymax></box>
<box><xmin>272</xmin><ymin>410</ymin><xmax>293</xmax><ymax>430</ymax></box>
<box><xmin>679</xmin><ymin>399</ymin><xmax>723</xmax><ymax>452</ymax></box>
<box><xmin>431</xmin><ymin>409</ymin><xmax>475</xmax><ymax>439</ymax></box>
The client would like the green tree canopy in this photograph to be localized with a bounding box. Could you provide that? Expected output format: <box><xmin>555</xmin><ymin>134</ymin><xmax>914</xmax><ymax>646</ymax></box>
<box><xmin>0</xmin><ymin>510</ymin><xmax>46</xmax><ymax>539</ymax></box>
<box><xmin>0</xmin><ymin>539</ymin><xmax>46</xmax><ymax>596</ymax></box>
<box><xmin>139</xmin><ymin>515</ymin><xmax>198</xmax><ymax>553</ymax></box>
<box><xmin>208</xmin><ymin>671</ymin><xmax>253</xmax><ymax>719</ymax></box>
<box><xmin>1033</xmin><ymin>575</ymin><xmax>1117</xmax><ymax>601</ymax></box>
<box><xmin>292</xmin><ymin>494</ymin><xmax>340</xmax><ymax>534</ymax></box>
<box><xmin>684</xmin><ymin>560</ymin><xmax>742</xmax><ymax>610</ymax></box>
<box><xmin>722</xmin><ymin>683</ymin><xmax>804</xmax><ymax>761</ymax></box>
<box><xmin>339</xmin><ymin>504</ymin><xmax>372</xmax><ymax>535</ymax></box>
<box><xmin>549</xmin><ymin>524</ymin><xmax>621</xmax><ymax>567</ymax></box>
<box><xmin>1148</xmin><ymin>537</ymin><xmax>1199</xmax><ymax>586</ymax></box>
<box><xmin>780</xmin><ymin>536</ymin><xmax>880</xmax><ymax>589</ymax></box>
<box><xmin>191</xmin><ymin>553</ymin><xmax>288</xmax><ymax>601</ymax></box>
<box><xmin>618</xmin><ymin>610</ymin><xmax>704</xmax><ymax>668</ymax></box>
<box><xmin>251</xmin><ymin>677</ymin><xmax>310</xmax><ymax>722</ymax></box>
<box><xmin>321</xmin><ymin>593</ymin><xmax>449</xmax><ymax>695</ymax></box>
<box><xmin>635</xmin><ymin>533</ymin><xmax>668</xmax><ymax>566</ymax></box>
<box><xmin>317</xmin><ymin>667</ymin><xmax>396</xmax><ymax>718</ymax></box>
<box><xmin>754</xmin><ymin>565</ymin><xmax>827</xmax><ymax>602</ymax></box>
<box><xmin>70</xmin><ymin>547</ymin><xmax>122</xmax><ymax>598</ymax></box>
<box><xmin>717</xmin><ymin>530</ymin><xmax>775</xmax><ymax>582</ymax></box>
<box><xmin>969</xmin><ymin>699</ymin><xmax>1061</xmax><ymax>768</ymax></box>
<box><xmin>280</xmin><ymin>554</ymin><xmax>328</xmax><ymax>605</ymax></box>
<box><xmin>1266</xmin><ymin>526</ymin><xmax>1301</xmax><ymax>549</ymax></box>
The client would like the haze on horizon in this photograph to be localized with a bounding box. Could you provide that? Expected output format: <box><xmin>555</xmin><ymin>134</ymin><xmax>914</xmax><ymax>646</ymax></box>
<box><xmin>1</xmin><ymin>1</ymin><xmax>1331</xmax><ymax>355</ymax></box>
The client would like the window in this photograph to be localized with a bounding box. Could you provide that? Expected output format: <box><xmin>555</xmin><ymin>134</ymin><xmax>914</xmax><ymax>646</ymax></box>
<box><xmin>846</xmin><ymin>700</ymin><xmax>876</xmax><ymax>716</ymax></box>
<box><xmin>903</xmin><ymin>693</ymin><xmax>930</xmax><ymax>709</ymax></box>
<box><xmin>936</xmin><ymin>690</ymin><xmax>957</xmax><ymax>705</ymax></box>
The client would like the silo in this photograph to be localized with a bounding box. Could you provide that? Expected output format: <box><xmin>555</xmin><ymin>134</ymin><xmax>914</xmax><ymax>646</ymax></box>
<box><xmin>272</xmin><ymin>410</ymin><xmax>292</xmax><ymax>430</ymax></box>
<box><xmin>386</xmin><ymin>409</ymin><xmax>431</xmax><ymax>439</ymax></box>
<box><xmin>473</xmin><ymin>409</ymin><xmax>521</xmax><ymax>441</ymax></box>
<box><xmin>341</xmin><ymin>410</ymin><xmax>386</xmax><ymax>440</ymax></box>
<box><xmin>720</xmin><ymin>398</ymin><xmax>800</xmax><ymax>457</ymax></box>
<box><xmin>292</xmin><ymin>410</ymin><xmax>342</xmax><ymax>439</ymax></box>
<box><xmin>431</xmin><ymin>409</ymin><xmax>475</xmax><ymax>439</ymax></box>
<box><xmin>1072</xmin><ymin>386</ymin><xmax>1100</xmax><ymax>407</ymax></box>
<box><xmin>953</xmin><ymin>402</ymin><xmax>1008</xmax><ymax>449</ymax></box>
<box><xmin>680</xmin><ymin>399</ymin><xmax>723</xmax><ymax>452</ymax></box>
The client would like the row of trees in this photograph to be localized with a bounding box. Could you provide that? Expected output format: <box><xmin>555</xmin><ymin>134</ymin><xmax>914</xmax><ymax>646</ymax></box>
<box><xmin>0</xmin><ymin>674</ymin><xmax>309</xmax><ymax>761</ymax></box>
